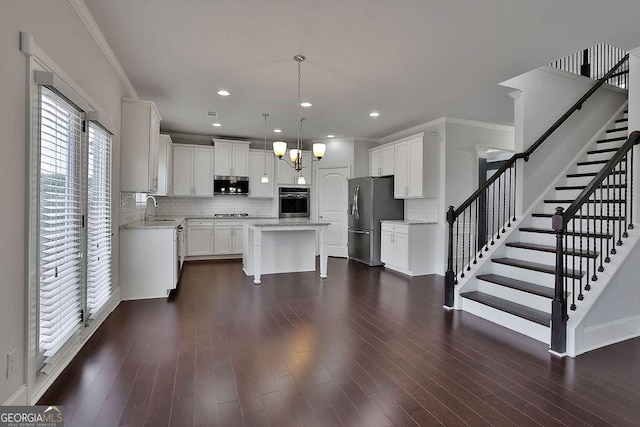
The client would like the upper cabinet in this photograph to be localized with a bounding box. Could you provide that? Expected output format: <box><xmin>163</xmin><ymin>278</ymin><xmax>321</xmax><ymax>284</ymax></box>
<box><xmin>156</xmin><ymin>134</ymin><xmax>173</xmax><ymax>196</ymax></box>
<box><xmin>213</xmin><ymin>139</ymin><xmax>250</xmax><ymax>177</ymax></box>
<box><xmin>369</xmin><ymin>144</ymin><xmax>395</xmax><ymax>177</ymax></box>
<box><xmin>173</xmin><ymin>144</ymin><xmax>214</xmax><ymax>196</ymax></box>
<box><xmin>248</xmin><ymin>150</ymin><xmax>275</xmax><ymax>198</ymax></box>
<box><xmin>120</xmin><ymin>99</ymin><xmax>161</xmax><ymax>192</ymax></box>
<box><xmin>393</xmin><ymin>133</ymin><xmax>439</xmax><ymax>199</ymax></box>
<box><xmin>276</xmin><ymin>151</ymin><xmax>312</xmax><ymax>185</ymax></box>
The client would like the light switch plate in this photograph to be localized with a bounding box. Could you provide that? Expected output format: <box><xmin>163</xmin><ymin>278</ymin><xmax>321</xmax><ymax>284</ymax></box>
<box><xmin>6</xmin><ymin>348</ymin><xmax>17</xmax><ymax>379</ymax></box>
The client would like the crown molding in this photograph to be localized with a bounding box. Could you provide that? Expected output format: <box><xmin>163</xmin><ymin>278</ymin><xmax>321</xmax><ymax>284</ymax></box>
<box><xmin>446</xmin><ymin>117</ymin><xmax>514</xmax><ymax>133</ymax></box>
<box><xmin>381</xmin><ymin>117</ymin><xmax>446</xmax><ymax>143</ymax></box>
<box><xmin>67</xmin><ymin>0</ymin><xmax>138</xmax><ymax>99</ymax></box>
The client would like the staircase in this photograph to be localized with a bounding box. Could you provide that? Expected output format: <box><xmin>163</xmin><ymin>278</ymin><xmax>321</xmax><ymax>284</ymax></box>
<box><xmin>457</xmin><ymin>110</ymin><xmax>631</xmax><ymax>346</ymax></box>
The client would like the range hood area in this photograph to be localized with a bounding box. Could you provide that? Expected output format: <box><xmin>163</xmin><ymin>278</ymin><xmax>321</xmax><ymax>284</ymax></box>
<box><xmin>213</xmin><ymin>175</ymin><xmax>249</xmax><ymax>195</ymax></box>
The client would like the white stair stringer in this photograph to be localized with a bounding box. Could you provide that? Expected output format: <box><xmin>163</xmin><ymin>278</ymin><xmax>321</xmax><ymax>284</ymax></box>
<box><xmin>453</xmin><ymin>103</ymin><xmax>635</xmax><ymax>353</ymax></box>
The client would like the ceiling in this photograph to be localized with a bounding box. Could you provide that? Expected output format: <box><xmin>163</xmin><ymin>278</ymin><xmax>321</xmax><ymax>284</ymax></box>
<box><xmin>84</xmin><ymin>0</ymin><xmax>640</xmax><ymax>143</ymax></box>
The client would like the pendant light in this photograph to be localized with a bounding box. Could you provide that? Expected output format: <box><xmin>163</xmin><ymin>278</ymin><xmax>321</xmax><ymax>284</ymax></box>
<box><xmin>273</xmin><ymin>55</ymin><xmax>325</xmax><ymax>178</ymax></box>
<box><xmin>261</xmin><ymin>114</ymin><xmax>270</xmax><ymax>184</ymax></box>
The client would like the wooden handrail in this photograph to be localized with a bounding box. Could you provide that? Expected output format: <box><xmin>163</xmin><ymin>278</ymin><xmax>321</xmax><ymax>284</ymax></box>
<box><xmin>451</xmin><ymin>54</ymin><xmax>629</xmax><ymax>221</ymax></box>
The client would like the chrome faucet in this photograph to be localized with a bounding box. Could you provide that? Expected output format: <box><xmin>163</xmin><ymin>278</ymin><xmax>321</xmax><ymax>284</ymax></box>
<box><xmin>144</xmin><ymin>195</ymin><xmax>158</xmax><ymax>221</ymax></box>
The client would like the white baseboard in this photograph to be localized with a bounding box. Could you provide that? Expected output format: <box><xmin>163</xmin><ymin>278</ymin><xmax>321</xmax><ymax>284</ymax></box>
<box><xmin>578</xmin><ymin>315</ymin><xmax>640</xmax><ymax>356</ymax></box>
<box><xmin>3</xmin><ymin>384</ymin><xmax>27</xmax><ymax>406</ymax></box>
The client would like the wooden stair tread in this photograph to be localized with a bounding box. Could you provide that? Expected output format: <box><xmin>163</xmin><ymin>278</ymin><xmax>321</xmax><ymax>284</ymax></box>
<box><xmin>460</xmin><ymin>291</ymin><xmax>551</xmax><ymax>326</ymax></box>
<box><xmin>606</xmin><ymin>127</ymin><xmax>628</xmax><ymax>133</ymax></box>
<box><xmin>544</xmin><ymin>199</ymin><xmax>623</xmax><ymax>204</ymax></box>
<box><xmin>519</xmin><ymin>227</ymin><xmax>612</xmax><ymax>239</ymax></box>
<box><xmin>505</xmin><ymin>241</ymin><xmax>598</xmax><ymax>258</ymax></box>
<box><xmin>567</xmin><ymin>171</ymin><xmax>624</xmax><ymax>177</ymax></box>
<box><xmin>477</xmin><ymin>274</ymin><xmax>554</xmax><ymax>299</ymax></box>
<box><xmin>492</xmin><ymin>257</ymin><xmax>584</xmax><ymax>278</ymax></box>
<box><xmin>587</xmin><ymin>147</ymin><xmax>620</xmax><ymax>154</ymax></box>
<box><xmin>597</xmin><ymin>136</ymin><xmax>627</xmax><ymax>143</ymax></box>
<box><xmin>555</xmin><ymin>184</ymin><xmax>626</xmax><ymax>190</ymax></box>
<box><xmin>577</xmin><ymin>159</ymin><xmax>612</xmax><ymax>166</ymax></box>
<box><xmin>615</xmin><ymin>118</ymin><xmax>628</xmax><ymax>123</ymax></box>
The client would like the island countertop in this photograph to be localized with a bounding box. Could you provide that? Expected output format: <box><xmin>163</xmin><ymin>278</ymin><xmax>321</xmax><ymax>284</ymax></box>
<box><xmin>245</xmin><ymin>218</ymin><xmax>330</xmax><ymax>228</ymax></box>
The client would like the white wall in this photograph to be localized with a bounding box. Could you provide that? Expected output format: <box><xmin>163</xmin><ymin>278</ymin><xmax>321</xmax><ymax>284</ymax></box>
<box><xmin>0</xmin><ymin>0</ymin><xmax>128</xmax><ymax>404</ymax></box>
<box><xmin>501</xmin><ymin>67</ymin><xmax>627</xmax><ymax>209</ymax></box>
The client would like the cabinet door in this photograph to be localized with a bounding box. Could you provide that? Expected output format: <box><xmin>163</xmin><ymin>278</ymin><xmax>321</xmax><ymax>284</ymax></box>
<box><xmin>393</xmin><ymin>232</ymin><xmax>409</xmax><ymax>269</ymax></box>
<box><xmin>249</xmin><ymin>151</ymin><xmax>274</xmax><ymax>198</ymax></box>
<box><xmin>173</xmin><ymin>146</ymin><xmax>193</xmax><ymax>196</ymax></box>
<box><xmin>214</xmin><ymin>142</ymin><xmax>232</xmax><ymax>176</ymax></box>
<box><xmin>231</xmin><ymin>225</ymin><xmax>244</xmax><ymax>254</ymax></box>
<box><xmin>214</xmin><ymin>226</ymin><xmax>232</xmax><ymax>254</ymax></box>
<box><xmin>276</xmin><ymin>158</ymin><xmax>294</xmax><ymax>185</ymax></box>
<box><xmin>369</xmin><ymin>148</ymin><xmax>381</xmax><ymax>177</ymax></box>
<box><xmin>166</xmin><ymin>139</ymin><xmax>174</xmax><ymax>195</ymax></box>
<box><xmin>188</xmin><ymin>227</ymin><xmax>214</xmax><ymax>256</ymax></box>
<box><xmin>232</xmin><ymin>144</ymin><xmax>250</xmax><ymax>176</ymax></box>
<box><xmin>380</xmin><ymin>145</ymin><xmax>395</xmax><ymax>176</ymax></box>
<box><xmin>194</xmin><ymin>147</ymin><xmax>214</xmax><ymax>196</ymax></box>
<box><xmin>423</xmin><ymin>135</ymin><xmax>439</xmax><ymax>198</ymax></box>
<box><xmin>380</xmin><ymin>229</ymin><xmax>393</xmax><ymax>264</ymax></box>
<box><xmin>407</xmin><ymin>138</ymin><xmax>423</xmax><ymax>198</ymax></box>
<box><xmin>394</xmin><ymin>142</ymin><xmax>409</xmax><ymax>198</ymax></box>
<box><xmin>148</xmin><ymin>109</ymin><xmax>160</xmax><ymax>192</ymax></box>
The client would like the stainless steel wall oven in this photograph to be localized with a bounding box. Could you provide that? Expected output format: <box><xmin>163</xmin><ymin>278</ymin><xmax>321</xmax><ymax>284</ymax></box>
<box><xmin>279</xmin><ymin>187</ymin><xmax>310</xmax><ymax>218</ymax></box>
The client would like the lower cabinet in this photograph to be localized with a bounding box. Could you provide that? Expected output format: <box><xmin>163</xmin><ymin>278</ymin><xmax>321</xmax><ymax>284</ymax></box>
<box><xmin>187</xmin><ymin>219</ymin><xmax>214</xmax><ymax>256</ymax></box>
<box><xmin>380</xmin><ymin>221</ymin><xmax>435</xmax><ymax>276</ymax></box>
<box><xmin>214</xmin><ymin>220</ymin><xmax>244</xmax><ymax>255</ymax></box>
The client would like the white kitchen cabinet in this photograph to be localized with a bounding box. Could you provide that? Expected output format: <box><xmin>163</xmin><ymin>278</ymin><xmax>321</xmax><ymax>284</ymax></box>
<box><xmin>393</xmin><ymin>133</ymin><xmax>438</xmax><ymax>199</ymax></box>
<box><xmin>156</xmin><ymin>134</ymin><xmax>173</xmax><ymax>196</ymax></box>
<box><xmin>214</xmin><ymin>219</ymin><xmax>244</xmax><ymax>255</ymax></box>
<box><xmin>213</xmin><ymin>139</ymin><xmax>250</xmax><ymax>176</ymax></box>
<box><xmin>276</xmin><ymin>151</ymin><xmax>312</xmax><ymax>185</ymax></box>
<box><xmin>248</xmin><ymin>149</ymin><xmax>275</xmax><ymax>198</ymax></box>
<box><xmin>187</xmin><ymin>219</ymin><xmax>214</xmax><ymax>256</ymax></box>
<box><xmin>120</xmin><ymin>98</ymin><xmax>161</xmax><ymax>192</ymax></box>
<box><xmin>172</xmin><ymin>144</ymin><xmax>214</xmax><ymax>196</ymax></box>
<box><xmin>380</xmin><ymin>221</ymin><xmax>435</xmax><ymax>276</ymax></box>
<box><xmin>369</xmin><ymin>144</ymin><xmax>395</xmax><ymax>177</ymax></box>
<box><xmin>120</xmin><ymin>227</ymin><xmax>177</xmax><ymax>300</ymax></box>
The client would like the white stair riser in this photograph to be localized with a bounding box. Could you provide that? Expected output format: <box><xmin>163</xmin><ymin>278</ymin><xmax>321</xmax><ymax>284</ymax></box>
<box><xmin>595</xmin><ymin>140</ymin><xmax>626</xmax><ymax>152</ymax></box>
<box><xmin>562</xmin><ymin>176</ymin><xmax>627</xmax><ymax>187</ymax></box>
<box><xmin>605</xmin><ymin>129</ymin><xmax>628</xmax><ymax>138</ymax></box>
<box><xmin>541</xmin><ymin>202</ymin><xmax>626</xmax><ymax>216</ymax></box>
<box><xmin>492</xmin><ymin>263</ymin><xmax>556</xmax><ymax>287</ymax></box>
<box><xmin>505</xmin><ymin>246</ymin><xmax>585</xmax><ymax>267</ymax></box>
<box><xmin>554</xmin><ymin>188</ymin><xmax>628</xmax><ymax>200</ymax></box>
<box><xmin>476</xmin><ymin>280</ymin><xmax>552</xmax><ymax>313</ymax></box>
<box><xmin>531</xmin><ymin>216</ymin><xmax>626</xmax><ymax>232</ymax></box>
<box><xmin>518</xmin><ymin>231</ymin><xmax>611</xmax><ymax>250</ymax></box>
<box><xmin>575</xmin><ymin>163</ymin><xmax>618</xmax><ymax>174</ymax></box>
<box><xmin>460</xmin><ymin>298</ymin><xmax>550</xmax><ymax>343</ymax></box>
<box><xmin>587</xmin><ymin>152</ymin><xmax>614</xmax><ymax>162</ymax></box>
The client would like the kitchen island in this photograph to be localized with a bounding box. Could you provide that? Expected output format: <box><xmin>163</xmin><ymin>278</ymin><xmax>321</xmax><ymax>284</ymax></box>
<box><xmin>242</xmin><ymin>219</ymin><xmax>330</xmax><ymax>284</ymax></box>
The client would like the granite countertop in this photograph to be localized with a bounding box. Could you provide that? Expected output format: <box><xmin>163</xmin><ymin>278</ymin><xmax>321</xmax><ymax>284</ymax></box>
<box><xmin>246</xmin><ymin>218</ymin><xmax>330</xmax><ymax>228</ymax></box>
<box><xmin>121</xmin><ymin>215</ymin><xmax>278</xmax><ymax>229</ymax></box>
<box><xmin>380</xmin><ymin>220</ymin><xmax>438</xmax><ymax>225</ymax></box>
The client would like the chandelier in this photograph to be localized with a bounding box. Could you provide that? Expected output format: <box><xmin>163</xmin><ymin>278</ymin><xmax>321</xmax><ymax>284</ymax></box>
<box><xmin>272</xmin><ymin>55</ymin><xmax>326</xmax><ymax>184</ymax></box>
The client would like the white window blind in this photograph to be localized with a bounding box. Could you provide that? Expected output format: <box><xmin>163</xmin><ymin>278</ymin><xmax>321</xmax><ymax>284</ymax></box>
<box><xmin>38</xmin><ymin>86</ymin><xmax>84</xmax><ymax>361</ymax></box>
<box><xmin>87</xmin><ymin>123</ymin><xmax>112</xmax><ymax>318</ymax></box>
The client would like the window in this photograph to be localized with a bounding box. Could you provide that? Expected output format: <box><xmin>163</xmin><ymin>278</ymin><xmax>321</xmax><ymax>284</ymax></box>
<box><xmin>36</xmin><ymin>86</ymin><xmax>113</xmax><ymax>371</ymax></box>
<box><xmin>38</xmin><ymin>87</ymin><xmax>84</xmax><ymax>363</ymax></box>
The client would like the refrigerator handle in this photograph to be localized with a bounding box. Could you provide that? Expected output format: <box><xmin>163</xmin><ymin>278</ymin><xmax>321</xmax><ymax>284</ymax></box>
<box><xmin>354</xmin><ymin>185</ymin><xmax>360</xmax><ymax>221</ymax></box>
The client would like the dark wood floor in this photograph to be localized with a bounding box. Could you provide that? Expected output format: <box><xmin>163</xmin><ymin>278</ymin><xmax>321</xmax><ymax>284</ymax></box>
<box><xmin>39</xmin><ymin>258</ymin><xmax>640</xmax><ymax>427</ymax></box>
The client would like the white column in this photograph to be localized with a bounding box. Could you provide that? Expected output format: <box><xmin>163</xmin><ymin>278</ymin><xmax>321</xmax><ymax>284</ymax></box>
<box><xmin>509</xmin><ymin>89</ymin><xmax>525</xmax><ymax>218</ymax></box>
<box><xmin>253</xmin><ymin>228</ymin><xmax>262</xmax><ymax>284</ymax></box>
<box><xmin>629</xmin><ymin>49</ymin><xmax>640</xmax><ymax>227</ymax></box>
<box><xmin>319</xmin><ymin>227</ymin><xmax>328</xmax><ymax>279</ymax></box>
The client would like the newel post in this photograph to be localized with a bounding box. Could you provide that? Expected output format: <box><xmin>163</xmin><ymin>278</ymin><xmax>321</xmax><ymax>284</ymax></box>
<box><xmin>444</xmin><ymin>206</ymin><xmax>455</xmax><ymax>309</ymax></box>
<box><xmin>551</xmin><ymin>207</ymin><xmax>567</xmax><ymax>354</ymax></box>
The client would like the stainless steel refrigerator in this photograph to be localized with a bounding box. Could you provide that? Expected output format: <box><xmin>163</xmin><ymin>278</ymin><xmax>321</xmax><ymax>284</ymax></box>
<box><xmin>348</xmin><ymin>176</ymin><xmax>404</xmax><ymax>266</ymax></box>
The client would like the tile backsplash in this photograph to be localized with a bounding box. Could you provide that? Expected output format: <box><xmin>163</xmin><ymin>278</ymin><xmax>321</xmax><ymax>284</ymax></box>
<box><xmin>405</xmin><ymin>198</ymin><xmax>439</xmax><ymax>222</ymax></box>
<box><xmin>120</xmin><ymin>192</ymin><xmax>148</xmax><ymax>225</ymax></box>
<box><xmin>155</xmin><ymin>196</ymin><xmax>275</xmax><ymax>218</ymax></box>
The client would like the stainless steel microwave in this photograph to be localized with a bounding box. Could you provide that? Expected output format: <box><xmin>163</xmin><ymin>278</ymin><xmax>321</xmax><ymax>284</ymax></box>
<box><xmin>214</xmin><ymin>176</ymin><xmax>249</xmax><ymax>195</ymax></box>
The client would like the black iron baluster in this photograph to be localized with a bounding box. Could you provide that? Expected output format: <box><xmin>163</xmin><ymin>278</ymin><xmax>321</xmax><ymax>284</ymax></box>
<box><xmin>571</xmin><ymin>219</ymin><xmax>577</xmax><ymax>311</ymax></box>
<box><xmin>474</xmin><ymin>200</ymin><xmax>478</xmax><ymax>264</ymax></box>
<box><xmin>623</xmin><ymin>154</ymin><xmax>629</xmax><ymax>238</ymax></box>
<box><xmin>496</xmin><ymin>176</ymin><xmax>501</xmax><ymax>240</ymax></box>
<box><xmin>507</xmin><ymin>164</ymin><xmax>513</xmax><ymax>228</ymax></box>
<box><xmin>513</xmin><ymin>162</ymin><xmax>517</xmax><ymax>222</ymax></box>
<box><xmin>605</xmin><ymin>172</ymin><xmax>611</xmax><ymax>263</ymax></box>
<box><xmin>611</xmin><ymin>165</ymin><xmax>618</xmax><ymax>255</ymax></box>
<box><xmin>491</xmin><ymin>183</ymin><xmax>495</xmax><ymax>246</ymax></box>
<box><xmin>590</xmin><ymin>191</ymin><xmax>597</xmax><ymax>284</ymax></box>
<box><xmin>578</xmin><ymin>210</ymin><xmax>584</xmax><ymax>301</ymax></box>
<box><xmin>461</xmin><ymin>209</ymin><xmax>466</xmax><ymax>278</ymax></box>
<box><xmin>502</xmin><ymin>173</ymin><xmax>507</xmax><ymax>234</ymax></box>
<box><xmin>455</xmin><ymin>215</ymin><xmax>460</xmax><ymax>283</ymax></box>
<box><xmin>485</xmin><ymin>186</ymin><xmax>490</xmax><ymax>252</ymax></box>
<box><xmin>598</xmin><ymin>180</ymin><xmax>605</xmax><ymax>272</ymax></box>
<box><xmin>617</xmin><ymin>160</ymin><xmax>624</xmax><ymax>246</ymax></box>
<box><xmin>630</xmin><ymin>148</ymin><xmax>634</xmax><ymax>230</ymax></box>
<box><xmin>467</xmin><ymin>206</ymin><xmax>472</xmax><ymax>271</ymax></box>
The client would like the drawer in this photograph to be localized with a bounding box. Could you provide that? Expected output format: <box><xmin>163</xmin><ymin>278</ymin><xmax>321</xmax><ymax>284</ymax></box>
<box><xmin>381</xmin><ymin>222</ymin><xmax>408</xmax><ymax>234</ymax></box>
<box><xmin>214</xmin><ymin>219</ymin><xmax>245</xmax><ymax>227</ymax></box>
<box><xmin>188</xmin><ymin>219</ymin><xmax>214</xmax><ymax>227</ymax></box>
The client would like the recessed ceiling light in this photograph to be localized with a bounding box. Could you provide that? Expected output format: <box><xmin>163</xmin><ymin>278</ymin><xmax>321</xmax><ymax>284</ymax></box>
<box><xmin>327</xmin><ymin>134</ymin><xmax>335</xmax><ymax>138</ymax></box>
<box><xmin>273</xmin><ymin>129</ymin><xmax>282</xmax><ymax>133</ymax></box>
<box><xmin>369</xmin><ymin>111</ymin><xmax>380</xmax><ymax>118</ymax></box>
<box><xmin>212</xmin><ymin>122</ymin><xmax>222</xmax><ymax>127</ymax></box>
<box><xmin>300</xmin><ymin>102</ymin><xmax>312</xmax><ymax>108</ymax></box>
<box><xmin>217</xmin><ymin>90</ymin><xmax>230</xmax><ymax>96</ymax></box>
